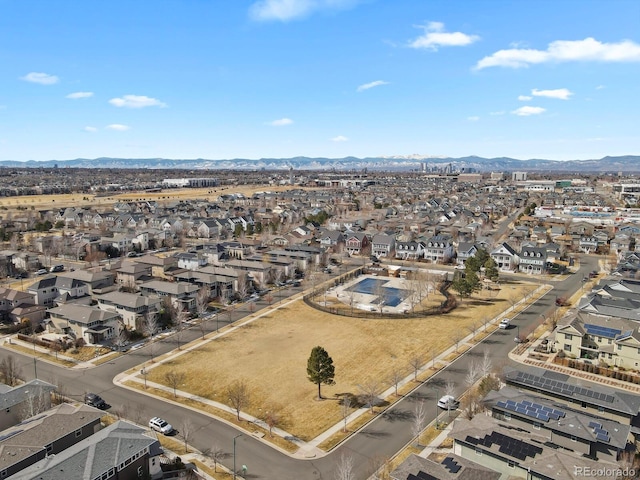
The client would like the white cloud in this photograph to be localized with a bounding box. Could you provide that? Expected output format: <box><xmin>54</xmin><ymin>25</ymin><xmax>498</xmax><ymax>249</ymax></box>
<box><xmin>356</xmin><ymin>80</ymin><xmax>389</xmax><ymax>92</ymax></box>
<box><xmin>67</xmin><ymin>91</ymin><xmax>94</xmax><ymax>99</ymax></box>
<box><xmin>409</xmin><ymin>22</ymin><xmax>480</xmax><ymax>50</ymax></box>
<box><xmin>20</xmin><ymin>72</ymin><xmax>59</xmax><ymax>85</ymax></box>
<box><xmin>331</xmin><ymin>135</ymin><xmax>349</xmax><ymax>142</ymax></box>
<box><xmin>109</xmin><ymin>95</ymin><xmax>166</xmax><ymax>108</ymax></box>
<box><xmin>512</xmin><ymin>106</ymin><xmax>546</xmax><ymax>116</ymax></box>
<box><xmin>532</xmin><ymin>88</ymin><xmax>573</xmax><ymax>100</ymax></box>
<box><xmin>106</xmin><ymin>124</ymin><xmax>130</xmax><ymax>131</ymax></box>
<box><xmin>249</xmin><ymin>0</ymin><xmax>359</xmax><ymax>22</ymax></box>
<box><xmin>476</xmin><ymin>37</ymin><xmax>640</xmax><ymax>69</ymax></box>
<box><xmin>467</xmin><ymin>116</ymin><xmax>480</xmax><ymax>122</ymax></box>
<box><xmin>83</xmin><ymin>126</ymin><xmax>98</xmax><ymax>132</ymax></box>
<box><xmin>266</xmin><ymin>118</ymin><xmax>293</xmax><ymax>126</ymax></box>
<box><xmin>518</xmin><ymin>95</ymin><xmax>532</xmax><ymax>101</ymax></box>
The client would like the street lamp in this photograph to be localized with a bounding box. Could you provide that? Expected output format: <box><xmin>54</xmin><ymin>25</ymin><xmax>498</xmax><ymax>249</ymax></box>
<box><xmin>233</xmin><ymin>433</ymin><xmax>244</xmax><ymax>480</ymax></box>
<box><xmin>430</xmin><ymin>385</ymin><xmax>441</xmax><ymax>429</ymax></box>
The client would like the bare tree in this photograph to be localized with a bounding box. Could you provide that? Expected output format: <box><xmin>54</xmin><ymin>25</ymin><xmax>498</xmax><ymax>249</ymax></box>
<box><xmin>409</xmin><ymin>355</ymin><xmax>422</xmax><ymax>382</ymax></box>
<box><xmin>451</xmin><ymin>331</ymin><xmax>463</xmax><ymax>352</ymax></box>
<box><xmin>411</xmin><ymin>400</ymin><xmax>427</xmax><ymax>447</ymax></box>
<box><xmin>479</xmin><ymin>349</ymin><xmax>492</xmax><ymax>378</ymax></box>
<box><xmin>129</xmin><ymin>403</ymin><xmax>147</xmax><ymax>426</ymax></box>
<box><xmin>481</xmin><ymin>315</ymin><xmax>491</xmax><ymax>332</ymax></box>
<box><xmin>208</xmin><ymin>442</ymin><xmax>224</xmax><ymax>472</ymax></box>
<box><xmin>227</xmin><ymin>379</ymin><xmax>251</xmax><ymax>421</ymax></box>
<box><xmin>466</xmin><ymin>321</ymin><xmax>478</xmax><ymax>339</ymax></box>
<box><xmin>390</xmin><ymin>368</ymin><xmax>403</xmax><ymax>396</ymax></box>
<box><xmin>164</xmin><ymin>370</ymin><xmax>186</xmax><ymax>398</ymax></box>
<box><xmin>180</xmin><ymin>419</ymin><xmax>194</xmax><ymax>453</ymax></box>
<box><xmin>116</xmin><ymin>324</ymin><xmax>129</xmax><ymax>352</ymax></box>
<box><xmin>236</xmin><ymin>273</ymin><xmax>250</xmax><ymax>302</ymax></box>
<box><xmin>18</xmin><ymin>388</ymin><xmax>50</xmax><ymax>420</ymax></box>
<box><xmin>465</xmin><ymin>361</ymin><xmax>480</xmax><ymax>388</ymax></box>
<box><xmin>334</xmin><ymin>453</ymin><xmax>355</xmax><ymax>480</ymax></box>
<box><xmin>0</xmin><ymin>355</ymin><xmax>23</xmax><ymax>386</ymax></box>
<box><xmin>341</xmin><ymin>395</ymin><xmax>352</xmax><ymax>432</ymax></box>
<box><xmin>261</xmin><ymin>403</ymin><xmax>284</xmax><ymax>437</ymax></box>
<box><xmin>144</xmin><ymin>311</ymin><xmax>159</xmax><ymax>361</ymax></box>
<box><xmin>358</xmin><ymin>380</ymin><xmax>380</xmax><ymax>414</ymax></box>
<box><xmin>195</xmin><ymin>286</ymin><xmax>211</xmax><ymax>320</ymax></box>
<box><xmin>174</xmin><ymin>308</ymin><xmax>190</xmax><ymax>350</ymax></box>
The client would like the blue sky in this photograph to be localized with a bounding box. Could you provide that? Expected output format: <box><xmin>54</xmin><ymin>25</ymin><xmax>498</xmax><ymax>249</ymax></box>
<box><xmin>1</xmin><ymin>0</ymin><xmax>639</xmax><ymax>162</ymax></box>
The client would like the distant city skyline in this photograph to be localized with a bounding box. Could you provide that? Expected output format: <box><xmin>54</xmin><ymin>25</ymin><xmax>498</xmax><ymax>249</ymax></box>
<box><xmin>1</xmin><ymin>0</ymin><xmax>639</xmax><ymax>162</ymax></box>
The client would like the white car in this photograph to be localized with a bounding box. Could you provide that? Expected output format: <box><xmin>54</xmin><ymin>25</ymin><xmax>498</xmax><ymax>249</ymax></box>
<box><xmin>149</xmin><ymin>417</ymin><xmax>173</xmax><ymax>435</ymax></box>
<box><xmin>499</xmin><ymin>318</ymin><xmax>511</xmax><ymax>329</ymax></box>
<box><xmin>437</xmin><ymin>395</ymin><xmax>460</xmax><ymax>410</ymax></box>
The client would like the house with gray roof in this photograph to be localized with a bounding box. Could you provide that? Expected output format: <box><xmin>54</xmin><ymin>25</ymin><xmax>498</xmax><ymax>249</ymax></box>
<box><xmin>96</xmin><ymin>291</ymin><xmax>161</xmax><ymax>331</ymax></box>
<box><xmin>0</xmin><ymin>403</ymin><xmax>104</xmax><ymax>478</ymax></box>
<box><xmin>519</xmin><ymin>244</ymin><xmax>547</xmax><ymax>274</ymax></box>
<box><xmin>390</xmin><ymin>452</ymin><xmax>500</xmax><ymax>480</ymax></box>
<box><xmin>0</xmin><ymin>380</ymin><xmax>56</xmax><ymax>431</ymax></box>
<box><xmin>12</xmin><ymin>419</ymin><xmax>163</xmax><ymax>480</ymax></box>
<box><xmin>46</xmin><ymin>304</ymin><xmax>120</xmax><ymax>345</ymax></box>
<box><xmin>139</xmin><ymin>280</ymin><xmax>199</xmax><ymax>312</ymax></box>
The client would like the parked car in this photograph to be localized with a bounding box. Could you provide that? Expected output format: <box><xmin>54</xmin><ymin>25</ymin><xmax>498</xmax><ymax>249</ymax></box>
<box><xmin>84</xmin><ymin>393</ymin><xmax>107</xmax><ymax>409</ymax></box>
<box><xmin>437</xmin><ymin>395</ymin><xmax>460</xmax><ymax>410</ymax></box>
<box><xmin>149</xmin><ymin>417</ymin><xmax>174</xmax><ymax>435</ymax></box>
<box><xmin>50</xmin><ymin>264</ymin><xmax>65</xmax><ymax>273</ymax></box>
<box><xmin>499</xmin><ymin>318</ymin><xmax>511</xmax><ymax>329</ymax></box>
<box><xmin>35</xmin><ymin>269</ymin><xmax>49</xmax><ymax>276</ymax></box>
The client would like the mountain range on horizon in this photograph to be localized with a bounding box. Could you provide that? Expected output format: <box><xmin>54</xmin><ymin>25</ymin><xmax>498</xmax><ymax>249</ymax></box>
<box><xmin>0</xmin><ymin>155</ymin><xmax>639</xmax><ymax>173</ymax></box>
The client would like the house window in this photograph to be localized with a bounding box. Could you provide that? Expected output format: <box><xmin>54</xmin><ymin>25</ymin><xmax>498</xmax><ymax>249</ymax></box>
<box><xmin>598</xmin><ymin>337</ymin><xmax>602</xmax><ymax>343</ymax></box>
<box><xmin>617</xmin><ymin>345</ymin><xmax>622</xmax><ymax>351</ymax></box>
<box><xmin>571</xmin><ymin>435</ymin><xmax>577</xmax><ymax>442</ymax></box>
<box><xmin>565</xmin><ymin>333</ymin><xmax>573</xmax><ymax>340</ymax></box>
<box><xmin>564</xmin><ymin>344</ymin><xmax>571</xmax><ymax>352</ymax></box>
<box><xmin>508</xmin><ymin>460</ymin><xmax>516</xmax><ymax>468</ymax></box>
<box><xmin>608</xmin><ymin>353</ymin><xmax>613</xmax><ymax>359</ymax></box>
<box><xmin>45</xmin><ymin>444</ymin><xmax>52</xmax><ymax>453</ymax></box>
<box><xmin>503</xmin><ymin>413</ymin><xmax>511</xmax><ymax>421</ymax></box>
<box><xmin>138</xmin><ymin>466</ymin><xmax>144</xmax><ymax>477</ymax></box>
<box><xmin>475</xmin><ymin>447</ymin><xmax>482</xmax><ymax>456</ymax></box>
<box><xmin>533</xmin><ymin>422</ymin><xmax>541</xmax><ymax>430</ymax></box>
<box><xmin>75</xmin><ymin>429</ymin><xmax>82</xmax><ymax>437</ymax></box>
<box><xmin>608</xmin><ymin>339</ymin><xmax>612</xmax><ymax>345</ymax></box>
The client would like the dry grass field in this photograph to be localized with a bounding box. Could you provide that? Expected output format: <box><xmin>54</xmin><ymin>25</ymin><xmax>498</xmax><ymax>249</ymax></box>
<box><xmin>0</xmin><ymin>185</ymin><xmax>311</xmax><ymax>211</ymax></box>
<box><xmin>147</xmin><ymin>280</ymin><xmax>532</xmax><ymax>442</ymax></box>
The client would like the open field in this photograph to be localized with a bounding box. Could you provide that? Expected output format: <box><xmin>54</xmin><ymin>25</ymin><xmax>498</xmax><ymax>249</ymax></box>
<box><xmin>0</xmin><ymin>185</ymin><xmax>314</xmax><ymax>211</ymax></box>
<box><xmin>146</xmin><ymin>280</ymin><xmax>533</xmax><ymax>442</ymax></box>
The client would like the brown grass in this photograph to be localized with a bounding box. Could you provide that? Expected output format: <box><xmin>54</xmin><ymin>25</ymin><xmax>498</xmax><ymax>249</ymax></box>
<box><xmin>4</xmin><ymin>343</ymin><xmax>76</xmax><ymax>367</ymax></box>
<box><xmin>146</xmin><ymin>282</ymin><xmax>532</xmax><ymax>442</ymax></box>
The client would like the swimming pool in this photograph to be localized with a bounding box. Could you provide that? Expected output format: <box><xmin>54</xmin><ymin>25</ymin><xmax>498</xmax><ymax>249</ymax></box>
<box><xmin>347</xmin><ymin>277</ymin><xmax>408</xmax><ymax>307</ymax></box>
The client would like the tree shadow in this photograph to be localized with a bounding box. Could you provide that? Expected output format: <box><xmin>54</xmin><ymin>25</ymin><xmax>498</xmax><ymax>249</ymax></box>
<box><xmin>381</xmin><ymin>409</ymin><xmax>413</xmax><ymax>422</ymax></box>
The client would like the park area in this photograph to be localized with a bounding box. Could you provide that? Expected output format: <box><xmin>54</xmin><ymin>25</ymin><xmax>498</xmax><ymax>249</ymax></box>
<box><xmin>145</xmin><ymin>277</ymin><xmax>537</xmax><ymax>445</ymax></box>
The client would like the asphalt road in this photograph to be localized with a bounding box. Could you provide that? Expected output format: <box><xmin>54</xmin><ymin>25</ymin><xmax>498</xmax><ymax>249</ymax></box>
<box><xmin>0</xmin><ymin>254</ymin><xmax>599</xmax><ymax>479</ymax></box>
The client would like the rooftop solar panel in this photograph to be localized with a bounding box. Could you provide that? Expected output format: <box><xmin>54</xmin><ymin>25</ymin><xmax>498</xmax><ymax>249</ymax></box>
<box><xmin>589</xmin><ymin>421</ymin><xmax>602</xmax><ymax>429</ymax></box>
<box><xmin>450</xmin><ymin>464</ymin><xmax>461</xmax><ymax>474</ymax></box>
<box><xmin>595</xmin><ymin>432</ymin><xmax>610</xmax><ymax>443</ymax></box>
<box><xmin>604</xmin><ymin>394</ymin><xmax>615</xmax><ymax>403</ymax></box>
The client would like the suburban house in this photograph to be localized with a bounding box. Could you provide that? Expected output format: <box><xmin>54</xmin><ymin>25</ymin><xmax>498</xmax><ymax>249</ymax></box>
<box><xmin>96</xmin><ymin>291</ymin><xmax>162</xmax><ymax>331</ymax></box>
<box><xmin>196</xmin><ymin>219</ymin><xmax>220</xmax><ymax>238</ymax></box>
<box><xmin>114</xmin><ymin>261</ymin><xmax>152</xmax><ymax>289</ymax></box>
<box><xmin>318</xmin><ymin>230</ymin><xmax>345</xmax><ymax>250</ymax></box>
<box><xmin>0</xmin><ymin>287</ymin><xmax>37</xmax><ymax>322</ymax></box>
<box><xmin>424</xmin><ymin>234</ymin><xmax>454</xmax><ymax>263</ymax></box>
<box><xmin>58</xmin><ymin>269</ymin><xmax>117</xmax><ymax>295</ymax></box>
<box><xmin>553</xmin><ymin>312</ymin><xmax>640</xmax><ymax>368</ymax></box>
<box><xmin>175</xmin><ymin>251</ymin><xmax>208</xmax><ymax>270</ymax></box>
<box><xmin>390</xmin><ymin>453</ymin><xmax>499</xmax><ymax>480</ymax></box>
<box><xmin>579</xmin><ymin>235</ymin><xmax>599</xmax><ymax>254</ymax></box>
<box><xmin>456</xmin><ymin>242</ymin><xmax>479</xmax><ymax>266</ymax></box>
<box><xmin>610</xmin><ymin>234</ymin><xmax>632</xmax><ymax>254</ymax></box>
<box><xmin>518</xmin><ymin>245</ymin><xmax>547</xmax><ymax>274</ymax></box>
<box><xmin>139</xmin><ymin>280</ymin><xmax>200</xmax><ymax>312</ymax></box>
<box><xmin>27</xmin><ymin>276</ymin><xmax>59</xmax><ymax>307</ymax></box>
<box><xmin>395</xmin><ymin>241</ymin><xmax>425</xmax><ymax>260</ymax></box>
<box><xmin>344</xmin><ymin>232</ymin><xmax>370</xmax><ymax>256</ymax></box>
<box><xmin>483</xmin><ymin>386</ymin><xmax>629</xmax><ymax>463</ymax></box>
<box><xmin>173</xmin><ymin>268</ymin><xmax>237</xmax><ymax>299</ymax></box>
<box><xmin>12</xmin><ymin>419</ymin><xmax>164</xmax><ymax>480</ymax></box>
<box><xmin>27</xmin><ymin>276</ymin><xmax>91</xmax><ymax>308</ymax></box>
<box><xmin>371</xmin><ymin>234</ymin><xmax>395</xmax><ymax>258</ymax></box>
<box><xmin>0</xmin><ymin>403</ymin><xmax>104</xmax><ymax>479</ymax></box>
<box><xmin>0</xmin><ymin>380</ymin><xmax>57</xmax><ymax>431</ymax></box>
<box><xmin>450</xmin><ymin>413</ymin><xmax>616</xmax><ymax>480</ymax></box>
<box><xmin>490</xmin><ymin>243</ymin><xmax>519</xmax><ymax>271</ymax></box>
<box><xmin>134</xmin><ymin>254</ymin><xmax>178</xmax><ymax>280</ymax></box>
<box><xmin>47</xmin><ymin>304</ymin><xmax>120</xmax><ymax>345</ymax></box>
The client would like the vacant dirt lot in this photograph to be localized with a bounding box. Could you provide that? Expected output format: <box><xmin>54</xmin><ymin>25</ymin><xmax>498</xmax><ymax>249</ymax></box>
<box><xmin>147</xmin><ymin>281</ymin><xmax>532</xmax><ymax>441</ymax></box>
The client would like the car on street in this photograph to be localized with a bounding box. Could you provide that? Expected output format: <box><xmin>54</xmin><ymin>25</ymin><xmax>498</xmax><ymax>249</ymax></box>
<box><xmin>499</xmin><ymin>318</ymin><xmax>511</xmax><ymax>329</ymax></box>
<box><xmin>50</xmin><ymin>264</ymin><xmax>65</xmax><ymax>273</ymax></box>
<box><xmin>84</xmin><ymin>393</ymin><xmax>107</xmax><ymax>409</ymax></box>
<box><xmin>149</xmin><ymin>417</ymin><xmax>174</xmax><ymax>435</ymax></box>
<box><xmin>35</xmin><ymin>269</ymin><xmax>49</xmax><ymax>276</ymax></box>
<box><xmin>437</xmin><ymin>395</ymin><xmax>460</xmax><ymax>410</ymax></box>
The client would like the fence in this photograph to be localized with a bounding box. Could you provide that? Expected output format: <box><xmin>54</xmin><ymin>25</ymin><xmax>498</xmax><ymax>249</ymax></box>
<box><xmin>553</xmin><ymin>357</ymin><xmax>640</xmax><ymax>385</ymax></box>
<box><xmin>303</xmin><ymin>275</ymin><xmax>457</xmax><ymax>320</ymax></box>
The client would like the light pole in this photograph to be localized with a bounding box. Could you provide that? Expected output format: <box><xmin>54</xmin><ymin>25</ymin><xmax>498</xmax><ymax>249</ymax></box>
<box><xmin>430</xmin><ymin>385</ymin><xmax>441</xmax><ymax>429</ymax></box>
<box><xmin>233</xmin><ymin>433</ymin><xmax>244</xmax><ymax>480</ymax></box>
